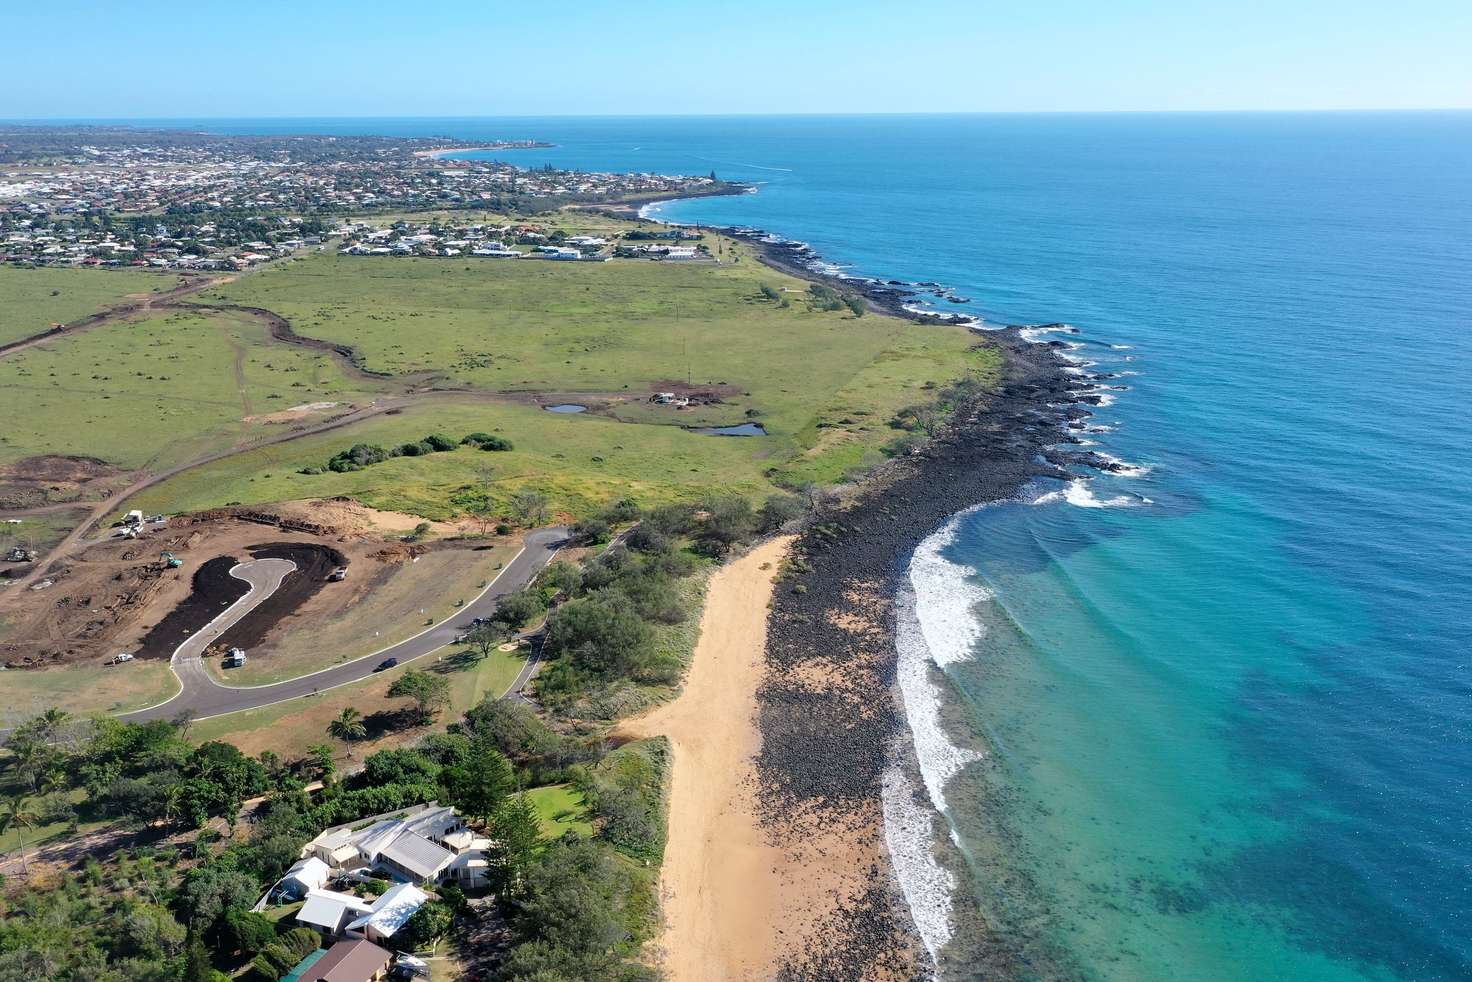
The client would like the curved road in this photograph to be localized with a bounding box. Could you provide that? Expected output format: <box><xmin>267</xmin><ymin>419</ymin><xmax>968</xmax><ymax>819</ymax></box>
<box><xmin>121</xmin><ymin>527</ymin><xmax>568</xmax><ymax>723</ymax></box>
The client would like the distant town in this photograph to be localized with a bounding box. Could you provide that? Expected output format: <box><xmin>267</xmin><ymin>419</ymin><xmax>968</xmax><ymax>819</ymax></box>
<box><xmin>0</xmin><ymin>125</ymin><xmax>737</xmax><ymax>269</ymax></box>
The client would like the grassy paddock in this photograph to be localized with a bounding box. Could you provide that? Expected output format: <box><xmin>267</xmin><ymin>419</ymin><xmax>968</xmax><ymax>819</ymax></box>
<box><xmin>127</xmin><ymin>396</ymin><xmax>778</xmax><ymax>520</ymax></box>
<box><xmin>0</xmin><ymin>265</ymin><xmax>181</xmax><ymax>345</ymax></box>
<box><xmin>0</xmin><ymin>660</ymin><xmax>179</xmax><ymax>718</ymax></box>
<box><xmin>0</xmin><ymin>306</ymin><xmax>373</xmax><ymax>470</ymax></box>
<box><xmin>124</xmin><ymin>243</ymin><xmax>989</xmax><ymax>519</ymax></box>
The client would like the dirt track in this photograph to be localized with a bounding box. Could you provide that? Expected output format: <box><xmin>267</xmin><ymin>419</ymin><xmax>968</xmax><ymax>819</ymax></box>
<box><xmin>0</xmin><ymin>273</ymin><xmax>230</xmax><ymax>359</ymax></box>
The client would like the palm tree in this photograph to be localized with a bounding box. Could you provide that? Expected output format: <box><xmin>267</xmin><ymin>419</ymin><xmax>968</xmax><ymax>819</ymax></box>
<box><xmin>0</xmin><ymin>796</ymin><xmax>41</xmax><ymax>878</ymax></box>
<box><xmin>37</xmin><ymin>707</ymin><xmax>70</xmax><ymax>738</ymax></box>
<box><xmin>327</xmin><ymin>707</ymin><xmax>367</xmax><ymax>746</ymax></box>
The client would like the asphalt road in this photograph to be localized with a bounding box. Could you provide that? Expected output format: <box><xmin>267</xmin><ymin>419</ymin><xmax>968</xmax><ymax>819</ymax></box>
<box><xmin>121</xmin><ymin>527</ymin><xmax>568</xmax><ymax>723</ymax></box>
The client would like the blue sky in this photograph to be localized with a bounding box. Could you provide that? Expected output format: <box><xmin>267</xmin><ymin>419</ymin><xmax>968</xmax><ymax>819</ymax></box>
<box><xmin>5</xmin><ymin>0</ymin><xmax>1469</xmax><ymax>118</ymax></box>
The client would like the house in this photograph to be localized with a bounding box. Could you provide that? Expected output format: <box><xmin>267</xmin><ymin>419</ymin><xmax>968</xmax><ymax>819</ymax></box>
<box><xmin>296</xmin><ymin>890</ymin><xmax>373</xmax><ymax>939</ymax></box>
<box><xmin>279</xmin><ymin>857</ymin><xmax>331</xmax><ymax>899</ymax></box>
<box><xmin>302</xmin><ymin>938</ymin><xmax>393</xmax><ymax>982</ymax></box>
<box><xmin>301</xmin><ymin>802</ymin><xmax>493</xmax><ymax>888</ymax></box>
<box><xmin>662</xmin><ymin>247</ymin><xmax>698</xmax><ymax>260</ymax></box>
<box><xmin>345</xmin><ymin>882</ymin><xmax>430</xmax><ymax>944</ymax></box>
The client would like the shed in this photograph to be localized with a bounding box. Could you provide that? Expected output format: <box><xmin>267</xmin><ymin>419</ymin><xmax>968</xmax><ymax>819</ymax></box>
<box><xmin>280</xmin><ymin>857</ymin><xmax>331</xmax><ymax>899</ymax></box>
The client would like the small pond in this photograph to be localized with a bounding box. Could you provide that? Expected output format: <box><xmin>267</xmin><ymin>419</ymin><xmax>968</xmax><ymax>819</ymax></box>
<box><xmin>543</xmin><ymin>404</ymin><xmax>588</xmax><ymax>414</ymax></box>
<box><xmin>693</xmin><ymin>422</ymin><xmax>767</xmax><ymax>437</ymax></box>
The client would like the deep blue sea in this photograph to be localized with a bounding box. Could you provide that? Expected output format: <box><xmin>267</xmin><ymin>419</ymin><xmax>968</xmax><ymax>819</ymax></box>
<box><xmin>173</xmin><ymin>113</ymin><xmax>1471</xmax><ymax>979</ymax></box>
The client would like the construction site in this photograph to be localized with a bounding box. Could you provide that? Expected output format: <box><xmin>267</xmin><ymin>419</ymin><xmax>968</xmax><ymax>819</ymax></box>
<box><xmin>0</xmin><ymin>497</ymin><xmax>517</xmax><ymax>683</ymax></box>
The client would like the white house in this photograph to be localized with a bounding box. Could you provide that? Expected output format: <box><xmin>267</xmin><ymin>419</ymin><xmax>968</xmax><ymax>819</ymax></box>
<box><xmin>301</xmin><ymin>802</ymin><xmax>493</xmax><ymax>889</ymax></box>
<box><xmin>345</xmin><ymin>883</ymin><xmax>431</xmax><ymax>944</ymax></box>
<box><xmin>296</xmin><ymin>890</ymin><xmax>373</xmax><ymax>939</ymax></box>
<box><xmin>279</xmin><ymin>856</ymin><xmax>331</xmax><ymax>899</ymax></box>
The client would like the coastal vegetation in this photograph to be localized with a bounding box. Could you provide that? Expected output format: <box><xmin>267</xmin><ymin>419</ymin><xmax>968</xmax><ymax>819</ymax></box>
<box><xmin>0</xmin><ymin>689</ymin><xmax>669</xmax><ymax>981</ymax></box>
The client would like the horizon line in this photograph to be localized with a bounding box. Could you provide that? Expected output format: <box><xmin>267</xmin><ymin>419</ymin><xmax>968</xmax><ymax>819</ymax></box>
<box><xmin>6</xmin><ymin>107</ymin><xmax>1472</xmax><ymax>124</ymax></box>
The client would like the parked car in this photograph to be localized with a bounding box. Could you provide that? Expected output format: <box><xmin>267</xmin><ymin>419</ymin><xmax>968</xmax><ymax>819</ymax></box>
<box><xmin>374</xmin><ymin>657</ymin><xmax>399</xmax><ymax>672</ymax></box>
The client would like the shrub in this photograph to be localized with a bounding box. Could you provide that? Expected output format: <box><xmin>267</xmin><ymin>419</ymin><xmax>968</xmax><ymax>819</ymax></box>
<box><xmin>224</xmin><ymin>910</ymin><xmax>276</xmax><ymax>956</ymax></box>
<box><xmin>424</xmin><ymin>433</ymin><xmax>458</xmax><ymax>452</ymax></box>
<box><xmin>326</xmin><ymin>443</ymin><xmax>390</xmax><ymax>472</ymax></box>
<box><xmin>572</xmin><ymin>518</ymin><xmax>611</xmax><ymax>545</ymax></box>
<box><xmin>601</xmin><ymin>497</ymin><xmax>641</xmax><ymax>523</ymax></box>
<box><xmin>644</xmin><ymin>503</ymin><xmax>695</xmax><ymax>536</ymax></box>
<box><xmin>623</xmin><ymin>525</ymin><xmax>669</xmax><ymax>555</ymax></box>
<box><xmin>493</xmin><ymin>589</ymin><xmax>546</xmax><ymax>631</ymax></box>
<box><xmin>465</xmin><ymin>433</ymin><xmax>514</xmax><ymax>451</ymax></box>
<box><xmin>544</xmin><ymin>596</ymin><xmax>654</xmax><ymax>679</ymax></box>
<box><xmin>397</xmin><ymin>440</ymin><xmax>435</xmax><ymax>457</ymax></box>
<box><xmin>758</xmin><ymin>493</ymin><xmax>806</xmax><ymax>532</ymax></box>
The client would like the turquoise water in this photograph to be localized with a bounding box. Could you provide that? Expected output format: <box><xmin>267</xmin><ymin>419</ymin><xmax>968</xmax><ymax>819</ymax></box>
<box><xmin>179</xmin><ymin>114</ymin><xmax>1471</xmax><ymax>978</ymax></box>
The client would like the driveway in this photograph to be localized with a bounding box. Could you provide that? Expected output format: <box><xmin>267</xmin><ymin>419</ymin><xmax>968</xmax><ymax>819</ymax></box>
<box><xmin>121</xmin><ymin>526</ymin><xmax>568</xmax><ymax>722</ymax></box>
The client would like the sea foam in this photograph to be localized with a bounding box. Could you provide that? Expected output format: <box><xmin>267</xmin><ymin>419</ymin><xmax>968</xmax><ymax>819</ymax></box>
<box><xmin>885</xmin><ymin>518</ymin><xmax>988</xmax><ymax>969</ymax></box>
<box><xmin>1032</xmin><ymin>479</ymin><xmax>1152</xmax><ymax>508</ymax></box>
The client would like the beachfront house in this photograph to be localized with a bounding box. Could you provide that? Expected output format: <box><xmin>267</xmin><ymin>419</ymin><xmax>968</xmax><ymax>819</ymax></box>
<box><xmin>301</xmin><ymin>802</ymin><xmax>493</xmax><ymax>888</ymax></box>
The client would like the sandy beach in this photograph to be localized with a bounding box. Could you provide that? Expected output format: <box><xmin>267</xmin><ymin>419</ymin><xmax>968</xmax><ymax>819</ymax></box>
<box><xmin>619</xmin><ymin>536</ymin><xmax>792</xmax><ymax>980</ymax></box>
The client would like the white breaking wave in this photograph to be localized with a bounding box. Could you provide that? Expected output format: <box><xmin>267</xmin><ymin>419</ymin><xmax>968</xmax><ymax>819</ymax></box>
<box><xmin>885</xmin><ymin>518</ymin><xmax>990</xmax><ymax>970</ymax></box>
<box><xmin>1018</xmin><ymin>323</ymin><xmax>1078</xmax><ymax>343</ymax></box>
<box><xmin>1096</xmin><ymin>452</ymin><xmax>1153</xmax><ymax>478</ymax></box>
<box><xmin>883</xmin><ymin>764</ymin><xmax>953</xmax><ymax>975</ymax></box>
<box><xmin>1032</xmin><ymin>479</ymin><xmax>1152</xmax><ymax>508</ymax></box>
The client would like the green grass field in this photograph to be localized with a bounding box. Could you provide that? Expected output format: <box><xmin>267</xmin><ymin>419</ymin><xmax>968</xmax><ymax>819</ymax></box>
<box><xmin>0</xmin><ymin>306</ymin><xmax>375</xmax><ymax>470</ymax></box>
<box><xmin>115</xmin><ymin>224</ymin><xmax>990</xmax><ymax>519</ymax></box>
<box><xmin>526</xmin><ymin>783</ymin><xmax>593</xmax><ymax>841</ymax></box>
<box><xmin>127</xmin><ymin>395</ymin><xmax>781</xmax><ymax>519</ymax></box>
<box><xmin>0</xmin><ymin>265</ymin><xmax>181</xmax><ymax>345</ymax></box>
<box><xmin>0</xmin><ymin>659</ymin><xmax>179</xmax><ymax>716</ymax></box>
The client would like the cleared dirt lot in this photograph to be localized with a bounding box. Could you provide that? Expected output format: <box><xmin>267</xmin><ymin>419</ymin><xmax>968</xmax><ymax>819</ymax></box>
<box><xmin>0</xmin><ymin>498</ymin><xmax>522</xmax><ymax>710</ymax></box>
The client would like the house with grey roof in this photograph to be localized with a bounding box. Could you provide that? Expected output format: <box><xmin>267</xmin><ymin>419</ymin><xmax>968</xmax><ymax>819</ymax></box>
<box><xmin>301</xmin><ymin>802</ymin><xmax>493</xmax><ymax>889</ymax></box>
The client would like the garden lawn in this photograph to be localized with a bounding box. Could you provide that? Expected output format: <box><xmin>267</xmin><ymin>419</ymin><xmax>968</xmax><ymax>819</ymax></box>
<box><xmin>0</xmin><ymin>265</ymin><xmax>181</xmax><ymax>345</ymax></box>
<box><xmin>526</xmin><ymin>783</ymin><xmax>593</xmax><ymax>841</ymax></box>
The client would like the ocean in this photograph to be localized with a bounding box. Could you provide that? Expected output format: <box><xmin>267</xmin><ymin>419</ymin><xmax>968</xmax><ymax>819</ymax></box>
<box><xmin>179</xmin><ymin>113</ymin><xmax>1471</xmax><ymax>979</ymax></box>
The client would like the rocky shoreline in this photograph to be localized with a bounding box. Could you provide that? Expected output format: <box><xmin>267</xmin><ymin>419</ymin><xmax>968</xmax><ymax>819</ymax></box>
<box><xmin>755</xmin><ymin>325</ymin><xmax>1111</xmax><ymax>979</ymax></box>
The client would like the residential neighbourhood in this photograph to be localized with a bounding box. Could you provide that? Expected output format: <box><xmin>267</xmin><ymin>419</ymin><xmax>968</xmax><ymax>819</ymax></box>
<box><xmin>0</xmin><ymin>125</ymin><xmax>733</xmax><ymax>271</ymax></box>
<box><xmin>333</xmin><ymin>219</ymin><xmax>711</xmax><ymax>262</ymax></box>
